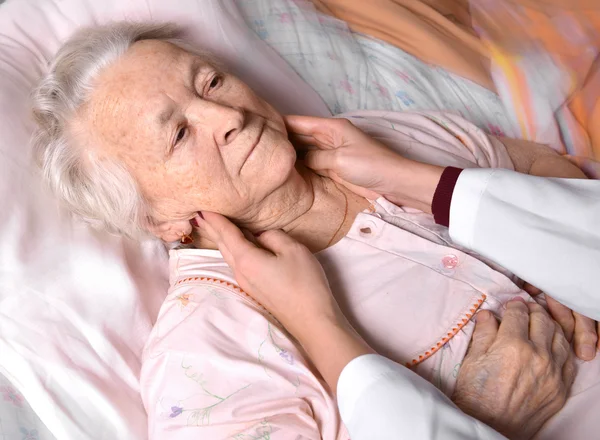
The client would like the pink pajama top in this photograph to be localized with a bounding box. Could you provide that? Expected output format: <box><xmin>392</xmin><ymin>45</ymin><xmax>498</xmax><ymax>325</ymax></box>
<box><xmin>141</xmin><ymin>111</ymin><xmax>600</xmax><ymax>439</ymax></box>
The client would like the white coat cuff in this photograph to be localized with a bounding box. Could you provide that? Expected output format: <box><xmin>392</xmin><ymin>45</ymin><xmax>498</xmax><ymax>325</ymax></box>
<box><xmin>449</xmin><ymin>169</ymin><xmax>497</xmax><ymax>249</ymax></box>
<box><xmin>337</xmin><ymin>354</ymin><xmax>401</xmax><ymax>423</ymax></box>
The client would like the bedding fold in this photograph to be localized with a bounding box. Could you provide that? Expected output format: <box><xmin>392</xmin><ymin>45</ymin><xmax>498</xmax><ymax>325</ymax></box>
<box><xmin>310</xmin><ymin>0</ymin><xmax>493</xmax><ymax>90</ymax></box>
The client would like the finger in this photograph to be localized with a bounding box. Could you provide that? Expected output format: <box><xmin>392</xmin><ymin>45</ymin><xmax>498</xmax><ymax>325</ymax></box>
<box><xmin>528</xmin><ymin>302</ymin><xmax>555</xmax><ymax>352</ymax></box>
<box><xmin>241</xmin><ymin>228</ymin><xmax>260</xmax><ymax>246</ymax></box>
<box><xmin>497</xmin><ymin>298</ymin><xmax>530</xmax><ymax>340</ymax></box>
<box><xmin>192</xmin><ymin>215</ymin><xmax>236</xmax><ymax>265</ymax></box>
<box><xmin>329</xmin><ymin>176</ymin><xmax>381</xmax><ymax>200</ymax></box>
<box><xmin>304</xmin><ymin>149</ymin><xmax>338</xmax><ymax>172</ymax></box>
<box><xmin>573</xmin><ymin>312</ymin><xmax>598</xmax><ymax>361</ymax></box>
<box><xmin>304</xmin><ymin>165</ymin><xmax>381</xmax><ymax>200</ymax></box>
<box><xmin>197</xmin><ymin>212</ymin><xmax>265</xmax><ymax>267</ymax></box>
<box><xmin>465</xmin><ymin>310</ymin><xmax>499</xmax><ymax>358</ymax></box>
<box><xmin>289</xmin><ymin>132</ymin><xmax>319</xmax><ymax>149</ymax></box>
<box><xmin>284</xmin><ymin>115</ymin><xmax>339</xmax><ymax>141</ymax></box>
<box><xmin>562</xmin><ymin>352</ymin><xmax>576</xmax><ymax>391</ymax></box>
<box><xmin>523</xmin><ymin>282</ymin><xmax>543</xmax><ymax>296</ymax></box>
<box><xmin>598</xmin><ymin>322</ymin><xmax>600</xmax><ymax>349</ymax></box>
<box><xmin>546</xmin><ymin>295</ymin><xmax>575</xmax><ymax>342</ymax></box>
<box><xmin>551</xmin><ymin>322</ymin><xmax>571</xmax><ymax>367</ymax></box>
<box><xmin>285</xmin><ymin>116</ymin><xmax>353</xmax><ymax>150</ymax></box>
<box><xmin>254</xmin><ymin>229</ymin><xmax>305</xmax><ymax>255</ymax></box>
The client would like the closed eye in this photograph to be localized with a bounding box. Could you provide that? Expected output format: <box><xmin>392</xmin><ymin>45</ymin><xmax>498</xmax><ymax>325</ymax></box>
<box><xmin>206</xmin><ymin>74</ymin><xmax>222</xmax><ymax>93</ymax></box>
<box><xmin>175</xmin><ymin>126</ymin><xmax>187</xmax><ymax>145</ymax></box>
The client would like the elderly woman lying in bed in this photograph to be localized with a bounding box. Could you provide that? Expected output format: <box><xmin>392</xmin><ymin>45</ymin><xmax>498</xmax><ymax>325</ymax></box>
<box><xmin>32</xmin><ymin>22</ymin><xmax>599</xmax><ymax>439</ymax></box>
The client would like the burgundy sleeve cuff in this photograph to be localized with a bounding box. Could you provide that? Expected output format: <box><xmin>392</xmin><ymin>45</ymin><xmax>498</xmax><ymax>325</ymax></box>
<box><xmin>432</xmin><ymin>167</ymin><xmax>463</xmax><ymax>227</ymax></box>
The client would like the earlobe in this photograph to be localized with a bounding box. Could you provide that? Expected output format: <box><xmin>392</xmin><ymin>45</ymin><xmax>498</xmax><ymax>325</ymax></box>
<box><xmin>145</xmin><ymin>217</ymin><xmax>193</xmax><ymax>243</ymax></box>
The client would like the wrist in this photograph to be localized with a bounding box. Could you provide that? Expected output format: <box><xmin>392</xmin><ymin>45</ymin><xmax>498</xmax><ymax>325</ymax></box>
<box><xmin>383</xmin><ymin>157</ymin><xmax>444</xmax><ymax>214</ymax></box>
<box><xmin>298</xmin><ymin>313</ymin><xmax>363</xmax><ymax>349</ymax></box>
<box><xmin>296</xmin><ymin>314</ymin><xmax>373</xmax><ymax>394</ymax></box>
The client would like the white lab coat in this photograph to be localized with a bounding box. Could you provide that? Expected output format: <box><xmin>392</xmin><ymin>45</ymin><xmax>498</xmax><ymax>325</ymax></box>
<box><xmin>337</xmin><ymin>169</ymin><xmax>600</xmax><ymax>440</ymax></box>
<box><xmin>450</xmin><ymin>169</ymin><xmax>600</xmax><ymax>320</ymax></box>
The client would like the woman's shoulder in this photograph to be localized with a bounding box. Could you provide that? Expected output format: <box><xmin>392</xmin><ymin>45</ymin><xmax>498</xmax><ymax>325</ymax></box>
<box><xmin>161</xmin><ymin>247</ymin><xmax>268</xmax><ymax>326</ymax></box>
<box><xmin>143</xmin><ymin>255</ymin><xmax>276</xmax><ymax>374</ymax></box>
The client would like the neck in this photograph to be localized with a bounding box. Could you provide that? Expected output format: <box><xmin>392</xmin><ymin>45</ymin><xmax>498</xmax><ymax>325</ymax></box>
<box><xmin>246</xmin><ymin>164</ymin><xmax>370</xmax><ymax>252</ymax></box>
<box><xmin>288</xmin><ymin>174</ymin><xmax>367</xmax><ymax>252</ymax></box>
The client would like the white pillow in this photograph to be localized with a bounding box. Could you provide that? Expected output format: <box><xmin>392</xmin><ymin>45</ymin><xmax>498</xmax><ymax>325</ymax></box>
<box><xmin>0</xmin><ymin>0</ymin><xmax>329</xmax><ymax>438</ymax></box>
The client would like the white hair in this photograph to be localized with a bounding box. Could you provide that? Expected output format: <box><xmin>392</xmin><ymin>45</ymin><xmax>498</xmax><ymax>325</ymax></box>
<box><xmin>32</xmin><ymin>21</ymin><xmax>215</xmax><ymax>239</ymax></box>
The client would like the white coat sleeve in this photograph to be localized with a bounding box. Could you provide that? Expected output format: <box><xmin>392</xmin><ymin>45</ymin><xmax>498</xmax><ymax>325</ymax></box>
<box><xmin>337</xmin><ymin>354</ymin><xmax>506</xmax><ymax>440</ymax></box>
<box><xmin>450</xmin><ymin>169</ymin><xmax>600</xmax><ymax>320</ymax></box>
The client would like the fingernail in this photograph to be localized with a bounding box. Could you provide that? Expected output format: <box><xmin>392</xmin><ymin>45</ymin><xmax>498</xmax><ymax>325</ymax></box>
<box><xmin>191</xmin><ymin>212</ymin><xmax>204</xmax><ymax>227</ymax></box>
<box><xmin>581</xmin><ymin>345</ymin><xmax>596</xmax><ymax>360</ymax></box>
<box><xmin>254</xmin><ymin>231</ymin><xmax>264</xmax><ymax>237</ymax></box>
<box><xmin>510</xmin><ymin>297</ymin><xmax>527</xmax><ymax>304</ymax></box>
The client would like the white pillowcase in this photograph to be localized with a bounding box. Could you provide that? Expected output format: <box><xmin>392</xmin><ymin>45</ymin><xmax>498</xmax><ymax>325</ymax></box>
<box><xmin>0</xmin><ymin>0</ymin><xmax>329</xmax><ymax>438</ymax></box>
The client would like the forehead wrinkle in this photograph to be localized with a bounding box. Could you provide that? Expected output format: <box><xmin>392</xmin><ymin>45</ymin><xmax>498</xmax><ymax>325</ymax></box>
<box><xmin>90</xmin><ymin>88</ymin><xmax>144</xmax><ymax>154</ymax></box>
<box><xmin>82</xmin><ymin>40</ymin><xmax>210</xmax><ymax>181</ymax></box>
<box><xmin>90</xmin><ymin>66</ymin><xmax>166</xmax><ymax>153</ymax></box>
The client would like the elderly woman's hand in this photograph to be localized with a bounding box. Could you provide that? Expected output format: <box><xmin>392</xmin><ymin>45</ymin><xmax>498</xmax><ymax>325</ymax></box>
<box><xmin>286</xmin><ymin>115</ymin><xmax>443</xmax><ymax>213</ymax></box>
<box><xmin>453</xmin><ymin>299</ymin><xmax>576</xmax><ymax>440</ymax></box>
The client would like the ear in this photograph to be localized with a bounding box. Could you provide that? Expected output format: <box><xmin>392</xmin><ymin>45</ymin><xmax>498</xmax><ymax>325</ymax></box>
<box><xmin>145</xmin><ymin>217</ymin><xmax>194</xmax><ymax>243</ymax></box>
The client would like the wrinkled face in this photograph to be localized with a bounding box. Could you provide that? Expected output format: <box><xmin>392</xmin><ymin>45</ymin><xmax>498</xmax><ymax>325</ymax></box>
<box><xmin>80</xmin><ymin>39</ymin><xmax>298</xmax><ymax>233</ymax></box>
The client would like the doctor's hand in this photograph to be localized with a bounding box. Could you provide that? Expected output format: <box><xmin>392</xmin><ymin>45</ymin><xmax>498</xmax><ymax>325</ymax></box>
<box><xmin>453</xmin><ymin>299</ymin><xmax>576</xmax><ymax>440</ymax></box>
<box><xmin>193</xmin><ymin>211</ymin><xmax>373</xmax><ymax>393</ymax></box>
<box><xmin>286</xmin><ymin>115</ymin><xmax>443</xmax><ymax>213</ymax></box>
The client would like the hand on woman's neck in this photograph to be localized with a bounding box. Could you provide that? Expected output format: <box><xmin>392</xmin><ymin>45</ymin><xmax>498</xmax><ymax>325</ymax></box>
<box><xmin>285</xmin><ymin>166</ymin><xmax>370</xmax><ymax>252</ymax></box>
<box><xmin>232</xmin><ymin>163</ymin><xmax>370</xmax><ymax>253</ymax></box>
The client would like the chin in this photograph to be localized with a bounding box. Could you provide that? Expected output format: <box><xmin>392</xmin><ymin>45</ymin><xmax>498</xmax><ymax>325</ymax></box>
<box><xmin>258</xmin><ymin>139</ymin><xmax>298</xmax><ymax>191</ymax></box>
<box><xmin>272</xmin><ymin>139</ymin><xmax>298</xmax><ymax>178</ymax></box>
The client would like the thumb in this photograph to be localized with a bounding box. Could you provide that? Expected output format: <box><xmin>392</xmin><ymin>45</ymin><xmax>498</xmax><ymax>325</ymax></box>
<box><xmin>255</xmin><ymin>229</ymin><xmax>306</xmax><ymax>255</ymax></box>
<box><xmin>467</xmin><ymin>311</ymin><xmax>499</xmax><ymax>358</ymax></box>
<box><xmin>304</xmin><ymin>149</ymin><xmax>338</xmax><ymax>173</ymax></box>
<box><xmin>196</xmin><ymin>212</ymin><xmax>261</xmax><ymax>267</ymax></box>
<box><xmin>284</xmin><ymin>115</ymin><xmax>331</xmax><ymax>138</ymax></box>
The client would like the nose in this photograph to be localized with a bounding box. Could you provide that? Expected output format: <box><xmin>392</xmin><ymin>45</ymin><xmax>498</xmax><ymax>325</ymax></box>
<box><xmin>189</xmin><ymin>100</ymin><xmax>245</xmax><ymax>147</ymax></box>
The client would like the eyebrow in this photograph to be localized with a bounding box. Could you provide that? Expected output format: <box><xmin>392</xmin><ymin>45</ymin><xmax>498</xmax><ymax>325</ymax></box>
<box><xmin>155</xmin><ymin>59</ymin><xmax>203</xmax><ymax>127</ymax></box>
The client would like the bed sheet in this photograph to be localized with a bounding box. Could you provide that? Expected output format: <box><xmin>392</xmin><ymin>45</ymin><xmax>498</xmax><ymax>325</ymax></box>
<box><xmin>0</xmin><ymin>0</ymin><xmax>517</xmax><ymax>438</ymax></box>
<box><xmin>310</xmin><ymin>0</ymin><xmax>494</xmax><ymax>91</ymax></box>
<box><xmin>236</xmin><ymin>0</ymin><xmax>517</xmax><ymax>137</ymax></box>
<box><xmin>0</xmin><ymin>374</ymin><xmax>54</xmax><ymax>440</ymax></box>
